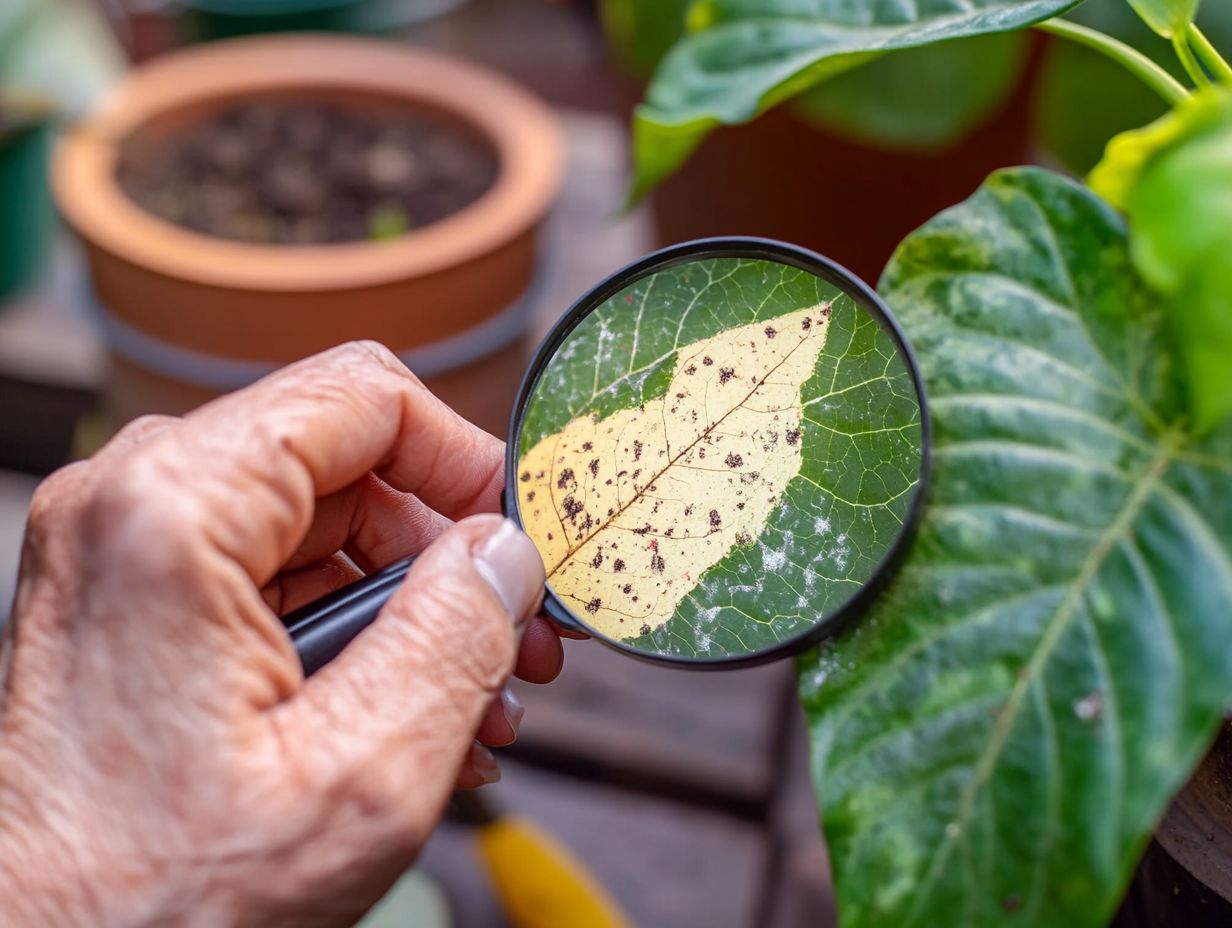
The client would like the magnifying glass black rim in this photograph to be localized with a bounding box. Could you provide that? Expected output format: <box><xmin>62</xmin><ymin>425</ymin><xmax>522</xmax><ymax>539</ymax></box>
<box><xmin>502</xmin><ymin>236</ymin><xmax>932</xmax><ymax>670</ymax></box>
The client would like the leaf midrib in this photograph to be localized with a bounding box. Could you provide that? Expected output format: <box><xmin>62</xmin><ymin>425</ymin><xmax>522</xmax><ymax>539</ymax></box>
<box><xmin>544</xmin><ymin>326</ymin><xmax>821</xmax><ymax>578</ymax></box>
<box><xmin>900</xmin><ymin>427</ymin><xmax>1185</xmax><ymax>925</ymax></box>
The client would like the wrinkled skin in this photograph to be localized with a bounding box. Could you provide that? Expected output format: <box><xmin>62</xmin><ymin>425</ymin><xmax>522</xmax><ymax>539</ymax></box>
<box><xmin>0</xmin><ymin>343</ymin><xmax>571</xmax><ymax>927</ymax></box>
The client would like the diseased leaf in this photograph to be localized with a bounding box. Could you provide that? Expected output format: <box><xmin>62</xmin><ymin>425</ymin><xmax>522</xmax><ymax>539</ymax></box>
<box><xmin>630</xmin><ymin>0</ymin><xmax>1080</xmax><ymax>200</ymax></box>
<box><xmin>798</xmin><ymin>167</ymin><xmax>1232</xmax><ymax>928</ymax></box>
<box><xmin>521</xmin><ymin>304</ymin><xmax>832</xmax><ymax>640</ymax></box>
<box><xmin>515</xmin><ymin>257</ymin><xmax>924</xmax><ymax>659</ymax></box>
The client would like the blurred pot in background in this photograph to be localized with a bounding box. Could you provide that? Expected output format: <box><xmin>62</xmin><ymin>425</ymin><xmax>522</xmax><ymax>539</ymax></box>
<box><xmin>599</xmin><ymin>0</ymin><xmax>1041</xmax><ymax>284</ymax></box>
<box><xmin>52</xmin><ymin>34</ymin><xmax>563</xmax><ymax>435</ymax></box>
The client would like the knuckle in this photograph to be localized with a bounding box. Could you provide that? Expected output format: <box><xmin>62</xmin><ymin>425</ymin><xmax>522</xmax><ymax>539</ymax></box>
<box><xmin>83</xmin><ymin>450</ymin><xmax>197</xmax><ymax>553</ymax></box>
<box><xmin>109</xmin><ymin>413</ymin><xmax>176</xmax><ymax>448</ymax></box>
<box><xmin>25</xmin><ymin>462</ymin><xmax>90</xmax><ymax>536</ymax></box>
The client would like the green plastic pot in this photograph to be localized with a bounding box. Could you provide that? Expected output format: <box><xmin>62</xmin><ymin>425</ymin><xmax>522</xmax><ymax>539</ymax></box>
<box><xmin>0</xmin><ymin>118</ymin><xmax>53</xmax><ymax>302</ymax></box>
<box><xmin>174</xmin><ymin>0</ymin><xmax>467</xmax><ymax>40</ymax></box>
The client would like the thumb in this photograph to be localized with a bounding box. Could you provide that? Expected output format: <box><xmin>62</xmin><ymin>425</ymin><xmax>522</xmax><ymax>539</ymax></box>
<box><xmin>274</xmin><ymin>514</ymin><xmax>544</xmax><ymax>827</ymax></box>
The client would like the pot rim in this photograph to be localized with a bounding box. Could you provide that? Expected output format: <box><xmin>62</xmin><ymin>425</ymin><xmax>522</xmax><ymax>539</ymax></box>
<box><xmin>51</xmin><ymin>34</ymin><xmax>564</xmax><ymax>292</ymax></box>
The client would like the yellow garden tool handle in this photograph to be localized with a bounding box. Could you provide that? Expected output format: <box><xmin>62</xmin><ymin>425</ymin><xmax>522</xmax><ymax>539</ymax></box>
<box><xmin>476</xmin><ymin>816</ymin><xmax>634</xmax><ymax>928</ymax></box>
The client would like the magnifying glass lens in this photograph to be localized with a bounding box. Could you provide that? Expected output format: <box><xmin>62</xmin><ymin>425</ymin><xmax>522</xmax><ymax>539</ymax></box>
<box><xmin>512</xmin><ymin>245</ymin><xmax>927</xmax><ymax>665</ymax></box>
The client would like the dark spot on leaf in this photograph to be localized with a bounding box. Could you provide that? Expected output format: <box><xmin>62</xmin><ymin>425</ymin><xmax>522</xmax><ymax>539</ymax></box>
<box><xmin>736</xmin><ymin>532</ymin><xmax>752</xmax><ymax>546</ymax></box>
<box><xmin>640</xmin><ymin>623</ymin><xmax>651</xmax><ymax>635</ymax></box>
<box><xmin>585</xmin><ymin>597</ymin><xmax>602</xmax><ymax>613</ymax></box>
<box><xmin>607</xmin><ymin>508</ymin><xmax>614</xmax><ymax>516</ymax></box>
<box><xmin>664</xmin><ymin>527</ymin><xmax>674</xmax><ymax>537</ymax></box>
<box><xmin>737</xmin><ymin>501</ymin><xmax>746</xmax><ymax>510</ymax></box>
<box><xmin>702</xmin><ymin>356</ymin><xmax>713</xmax><ymax>366</ymax></box>
<box><xmin>709</xmin><ymin>509</ymin><xmax>722</xmax><ymax>528</ymax></box>
<box><xmin>685</xmin><ymin>364</ymin><xmax>697</xmax><ymax>375</ymax></box>
<box><xmin>547</xmin><ymin>533</ymin><xmax>553</xmax><ymax>541</ymax></box>
<box><xmin>718</xmin><ymin>367</ymin><xmax>735</xmax><ymax>384</ymax></box>
<box><xmin>633</xmin><ymin>524</ymin><xmax>651</xmax><ymax>535</ymax></box>
<box><xmin>591</xmin><ymin>551</ymin><xmax>604</xmax><ymax>568</ymax></box>
<box><xmin>562</xmin><ymin>496</ymin><xmax>583</xmax><ymax>520</ymax></box>
<box><xmin>589</xmin><ymin>458</ymin><xmax>600</xmax><ymax>477</ymax></box>
<box><xmin>802</xmin><ymin>317</ymin><xmax>811</xmax><ymax>330</ymax></box>
<box><xmin>622</xmin><ymin>583</ymin><xmax>632</xmax><ymax>594</ymax></box>
<box><xmin>557</xmin><ymin>468</ymin><xmax>574</xmax><ymax>489</ymax></box>
<box><xmin>614</xmin><ymin>559</ymin><xmax>625</xmax><ymax>572</ymax></box>
<box><xmin>684</xmin><ymin>505</ymin><xmax>693</xmax><ymax>516</ymax></box>
<box><xmin>520</xmin><ymin>471</ymin><xmax>530</xmax><ymax>482</ymax></box>
<box><xmin>821</xmin><ymin>303</ymin><xmax>832</xmax><ymax>318</ymax></box>
<box><xmin>725</xmin><ymin>452</ymin><xmax>743</xmax><ymax>468</ymax></box>
<box><xmin>535</xmin><ymin>470</ymin><xmax>545</xmax><ymax>479</ymax></box>
<box><xmin>526</xmin><ymin>491</ymin><xmax>536</xmax><ymax>502</ymax></box>
<box><xmin>651</xmin><ymin>554</ymin><xmax>665</xmax><ymax>573</ymax></box>
<box><xmin>582</xmin><ymin>441</ymin><xmax>593</xmax><ymax>451</ymax></box>
<box><xmin>786</xmin><ymin>428</ymin><xmax>800</xmax><ymax>446</ymax></box>
<box><xmin>633</xmin><ymin>440</ymin><xmax>643</xmax><ymax>461</ymax></box>
<box><xmin>764</xmin><ymin>326</ymin><xmax>776</xmax><ymax>339</ymax></box>
<box><xmin>632</xmin><ymin>469</ymin><xmax>641</xmax><ymax>480</ymax></box>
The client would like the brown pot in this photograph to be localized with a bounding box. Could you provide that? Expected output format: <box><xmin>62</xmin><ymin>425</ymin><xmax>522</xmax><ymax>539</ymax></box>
<box><xmin>648</xmin><ymin>35</ymin><xmax>1048</xmax><ymax>285</ymax></box>
<box><xmin>1113</xmin><ymin>722</ymin><xmax>1232</xmax><ymax>927</ymax></box>
<box><xmin>52</xmin><ymin>34</ymin><xmax>564</xmax><ymax>435</ymax></box>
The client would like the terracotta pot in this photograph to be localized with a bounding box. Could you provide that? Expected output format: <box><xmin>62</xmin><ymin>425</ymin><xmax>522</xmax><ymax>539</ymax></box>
<box><xmin>1113</xmin><ymin>722</ymin><xmax>1232</xmax><ymax>927</ymax></box>
<box><xmin>52</xmin><ymin>34</ymin><xmax>563</xmax><ymax>435</ymax></box>
<box><xmin>648</xmin><ymin>35</ymin><xmax>1048</xmax><ymax>285</ymax></box>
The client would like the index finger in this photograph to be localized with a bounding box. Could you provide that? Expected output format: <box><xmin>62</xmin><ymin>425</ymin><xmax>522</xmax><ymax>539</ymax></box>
<box><xmin>133</xmin><ymin>342</ymin><xmax>505</xmax><ymax>584</ymax></box>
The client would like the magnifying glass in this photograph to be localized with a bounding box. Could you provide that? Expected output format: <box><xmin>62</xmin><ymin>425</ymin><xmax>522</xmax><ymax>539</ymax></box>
<box><xmin>284</xmin><ymin>237</ymin><xmax>929</xmax><ymax>671</ymax></box>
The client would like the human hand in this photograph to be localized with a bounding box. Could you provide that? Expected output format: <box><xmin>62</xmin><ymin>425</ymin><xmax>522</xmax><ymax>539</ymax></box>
<box><xmin>0</xmin><ymin>343</ymin><xmax>561</xmax><ymax>927</ymax></box>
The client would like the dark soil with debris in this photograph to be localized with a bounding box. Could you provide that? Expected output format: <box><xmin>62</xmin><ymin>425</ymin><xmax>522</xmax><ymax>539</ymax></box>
<box><xmin>116</xmin><ymin>100</ymin><xmax>499</xmax><ymax>245</ymax></box>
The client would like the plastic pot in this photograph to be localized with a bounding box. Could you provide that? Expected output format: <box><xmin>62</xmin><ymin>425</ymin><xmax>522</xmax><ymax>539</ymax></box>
<box><xmin>173</xmin><ymin>0</ymin><xmax>469</xmax><ymax>40</ymax></box>
<box><xmin>52</xmin><ymin>34</ymin><xmax>563</xmax><ymax>434</ymax></box>
<box><xmin>0</xmin><ymin>117</ymin><xmax>54</xmax><ymax>302</ymax></box>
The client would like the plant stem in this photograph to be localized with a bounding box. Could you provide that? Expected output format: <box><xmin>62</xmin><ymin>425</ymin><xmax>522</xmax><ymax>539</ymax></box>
<box><xmin>1187</xmin><ymin>23</ymin><xmax>1232</xmax><ymax>85</ymax></box>
<box><xmin>1173</xmin><ymin>32</ymin><xmax>1211</xmax><ymax>87</ymax></box>
<box><xmin>1037</xmin><ymin>18</ymin><xmax>1189</xmax><ymax>105</ymax></box>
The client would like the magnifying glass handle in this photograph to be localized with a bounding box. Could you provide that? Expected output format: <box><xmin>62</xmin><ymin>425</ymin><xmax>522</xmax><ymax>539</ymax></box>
<box><xmin>283</xmin><ymin>556</ymin><xmax>415</xmax><ymax>676</ymax></box>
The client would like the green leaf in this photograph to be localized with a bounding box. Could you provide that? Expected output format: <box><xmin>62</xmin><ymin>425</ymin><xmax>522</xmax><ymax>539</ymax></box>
<box><xmin>1126</xmin><ymin>0</ymin><xmax>1199</xmax><ymax>38</ymax></box>
<box><xmin>798</xmin><ymin>167</ymin><xmax>1232</xmax><ymax>927</ymax></box>
<box><xmin>790</xmin><ymin>34</ymin><xmax>1028</xmax><ymax>151</ymax></box>
<box><xmin>597</xmin><ymin>0</ymin><xmax>693</xmax><ymax>79</ymax></box>
<box><xmin>1124</xmin><ymin>92</ymin><xmax>1232</xmax><ymax>431</ymax></box>
<box><xmin>630</xmin><ymin>0</ymin><xmax>1080</xmax><ymax>200</ymax></box>
<box><xmin>514</xmin><ymin>258</ymin><xmax>923</xmax><ymax>659</ymax></box>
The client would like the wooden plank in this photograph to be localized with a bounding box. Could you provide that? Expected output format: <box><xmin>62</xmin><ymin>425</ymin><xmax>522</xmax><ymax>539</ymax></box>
<box><xmin>765</xmin><ymin>703</ymin><xmax>837</xmax><ymax>928</ymax></box>
<box><xmin>511</xmin><ymin>639</ymin><xmax>793</xmax><ymax>802</ymax></box>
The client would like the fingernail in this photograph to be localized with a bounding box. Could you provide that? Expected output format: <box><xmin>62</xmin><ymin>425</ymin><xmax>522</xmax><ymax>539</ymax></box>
<box><xmin>501</xmin><ymin>687</ymin><xmax>525</xmax><ymax>736</ymax></box>
<box><xmin>474</xmin><ymin>519</ymin><xmax>544</xmax><ymax>625</ymax></box>
<box><xmin>471</xmin><ymin>742</ymin><xmax>501</xmax><ymax>785</ymax></box>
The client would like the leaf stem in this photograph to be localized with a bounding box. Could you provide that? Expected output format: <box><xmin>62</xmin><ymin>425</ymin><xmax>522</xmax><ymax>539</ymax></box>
<box><xmin>1036</xmin><ymin>18</ymin><xmax>1189</xmax><ymax>105</ymax></box>
<box><xmin>1186</xmin><ymin>23</ymin><xmax>1232</xmax><ymax>85</ymax></box>
<box><xmin>1173</xmin><ymin>32</ymin><xmax>1211</xmax><ymax>88</ymax></box>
